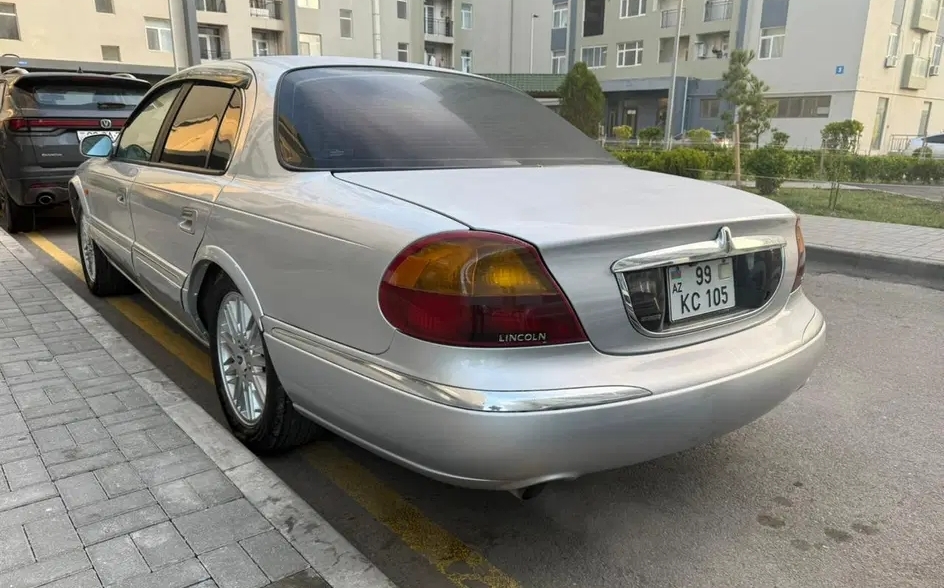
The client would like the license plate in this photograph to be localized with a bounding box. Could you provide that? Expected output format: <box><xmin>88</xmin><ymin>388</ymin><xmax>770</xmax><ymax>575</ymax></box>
<box><xmin>76</xmin><ymin>130</ymin><xmax>120</xmax><ymax>142</ymax></box>
<box><xmin>667</xmin><ymin>258</ymin><xmax>735</xmax><ymax>322</ymax></box>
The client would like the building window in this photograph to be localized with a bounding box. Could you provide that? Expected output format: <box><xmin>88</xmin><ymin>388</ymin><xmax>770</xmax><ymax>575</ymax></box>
<box><xmin>460</xmin><ymin>50</ymin><xmax>473</xmax><ymax>72</ymax></box>
<box><xmin>299</xmin><ymin>33</ymin><xmax>322</xmax><ymax>56</ymax></box>
<box><xmin>461</xmin><ymin>3</ymin><xmax>473</xmax><ymax>29</ymax></box>
<box><xmin>919</xmin><ymin>101</ymin><xmax>932</xmax><ymax>136</ymax></box>
<box><xmin>887</xmin><ymin>30</ymin><xmax>900</xmax><ymax>57</ymax></box>
<box><xmin>95</xmin><ymin>0</ymin><xmax>114</xmax><ymax>14</ymax></box>
<box><xmin>252</xmin><ymin>31</ymin><xmax>276</xmax><ymax>56</ymax></box>
<box><xmin>552</xmin><ymin>50</ymin><xmax>567</xmax><ymax>73</ymax></box>
<box><xmin>552</xmin><ymin>2</ymin><xmax>569</xmax><ymax>28</ymax></box>
<box><xmin>700</xmin><ymin>98</ymin><xmax>721</xmax><ymax>119</ymax></box>
<box><xmin>199</xmin><ymin>26</ymin><xmax>225</xmax><ymax>60</ymax></box>
<box><xmin>339</xmin><ymin>8</ymin><xmax>353</xmax><ymax>38</ymax></box>
<box><xmin>145</xmin><ymin>19</ymin><xmax>174</xmax><ymax>52</ymax></box>
<box><xmin>397</xmin><ymin>0</ymin><xmax>407</xmax><ymax>19</ymax></box>
<box><xmin>619</xmin><ymin>0</ymin><xmax>645</xmax><ymax>18</ymax></box>
<box><xmin>101</xmin><ymin>45</ymin><xmax>121</xmax><ymax>61</ymax></box>
<box><xmin>0</xmin><ymin>3</ymin><xmax>19</xmax><ymax>40</ymax></box>
<box><xmin>768</xmin><ymin>95</ymin><xmax>831</xmax><ymax>118</ymax></box>
<box><xmin>297</xmin><ymin>0</ymin><xmax>319</xmax><ymax>7</ymax></box>
<box><xmin>398</xmin><ymin>42</ymin><xmax>409</xmax><ymax>62</ymax></box>
<box><xmin>196</xmin><ymin>0</ymin><xmax>228</xmax><ymax>11</ymax></box>
<box><xmin>759</xmin><ymin>27</ymin><xmax>785</xmax><ymax>59</ymax></box>
<box><xmin>616</xmin><ymin>41</ymin><xmax>643</xmax><ymax>67</ymax></box>
<box><xmin>581</xmin><ymin>45</ymin><xmax>607</xmax><ymax>68</ymax></box>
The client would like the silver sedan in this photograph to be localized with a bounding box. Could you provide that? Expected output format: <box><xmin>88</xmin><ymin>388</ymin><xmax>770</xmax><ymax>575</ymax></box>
<box><xmin>69</xmin><ymin>57</ymin><xmax>825</xmax><ymax>497</ymax></box>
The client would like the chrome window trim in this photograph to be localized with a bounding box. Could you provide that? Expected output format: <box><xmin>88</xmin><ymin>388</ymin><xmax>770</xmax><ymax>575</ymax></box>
<box><xmin>611</xmin><ymin>227</ymin><xmax>788</xmax><ymax>338</ymax></box>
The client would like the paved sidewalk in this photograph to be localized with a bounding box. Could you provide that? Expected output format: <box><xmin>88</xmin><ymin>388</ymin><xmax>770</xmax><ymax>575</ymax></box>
<box><xmin>0</xmin><ymin>234</ymin><xmax>394</xmax><ymax>587</ymax></box>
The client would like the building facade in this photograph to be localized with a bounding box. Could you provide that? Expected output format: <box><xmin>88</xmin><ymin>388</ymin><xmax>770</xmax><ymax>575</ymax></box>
<box><xmin>0</xmin><ymin>0</ymin><xmax>553</xmax><ymax>81</ymax></box>
<box><xmin>551</xmin><ymin>0</ymin><xmax>944</xmax><ymax>152</ymax></box>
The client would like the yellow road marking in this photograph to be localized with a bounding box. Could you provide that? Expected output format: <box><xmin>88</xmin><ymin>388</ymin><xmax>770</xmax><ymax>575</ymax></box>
<box><xmin>25</xmin><ymin>232</ymin><xmax>521</xmax><ymax>588</ymax></box>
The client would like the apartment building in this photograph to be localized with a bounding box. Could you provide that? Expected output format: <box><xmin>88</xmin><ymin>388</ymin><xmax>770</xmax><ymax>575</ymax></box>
<box><xmin>0</xmin><ymin>0</ymin><xmax>552</xmax><ymax>82</ymax></box>
<box><xmin>552</xmin><ymin>0</ymin><xmax>944</xmax><ymax>152</ymax></box>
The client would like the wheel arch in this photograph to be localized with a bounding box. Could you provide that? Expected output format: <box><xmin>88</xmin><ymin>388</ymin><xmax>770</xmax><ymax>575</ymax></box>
<box><xmin>187</xmin><ymin>246</ymin><xmax>265</xmax><ymax>336</ymax></box>
<box><xmin>67</xmin><ymin>177</ymin><xmax>88</xmax><ymax>222</ymax></box>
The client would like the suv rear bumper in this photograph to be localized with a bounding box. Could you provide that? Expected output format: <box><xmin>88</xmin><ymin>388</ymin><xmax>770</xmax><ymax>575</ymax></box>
<box><xmin>3</xmin><ymin>172</ymin><xmax>73</xmax><ymax>206</ymax></box>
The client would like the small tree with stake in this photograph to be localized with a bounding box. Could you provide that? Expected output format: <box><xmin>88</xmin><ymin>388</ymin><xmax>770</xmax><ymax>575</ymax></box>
<box><xmin>557</xmin><ymin>62</ymin><xmax>605</xmax><ymax>139</ymax></box>
<box><xmin>717</xmin><ymin>49</ymin><xmax>774</xmax><ymax>147</ymax></box>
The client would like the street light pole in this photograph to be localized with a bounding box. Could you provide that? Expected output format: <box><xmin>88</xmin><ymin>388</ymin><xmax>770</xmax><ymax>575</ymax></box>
<box><xmin>663</xmin><ymin>0</ymin><xmax>684</xmax><ymax>147</ymax></box>
<box><xmin>529</xmin><ymin>14</ymin><xmax>539</xmax><ymax>73</ymax></box>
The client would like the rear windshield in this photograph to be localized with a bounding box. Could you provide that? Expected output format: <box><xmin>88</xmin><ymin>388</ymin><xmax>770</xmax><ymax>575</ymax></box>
<box><xmin>275</xmin><ymin>66</ymin><xmax>618</xmax><ymax>171</ymax></box>
<box><xmin>11</xmin><ymin>79</ymin><xmax>148</xmax><ymax>110</ymax></box>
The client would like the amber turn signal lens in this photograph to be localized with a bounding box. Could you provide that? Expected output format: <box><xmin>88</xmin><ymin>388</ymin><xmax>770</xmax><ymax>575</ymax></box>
<box><xmin>792</xmin><ymin>218</ymin><xmax>806</xmax><ymax>292</ymax></box>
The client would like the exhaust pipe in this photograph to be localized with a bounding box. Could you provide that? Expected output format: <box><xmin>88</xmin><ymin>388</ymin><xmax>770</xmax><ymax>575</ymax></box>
<box><xmin>36</xmin><ymin>193</ymin><xmax>54</xmax><ymax>206</ymax></box>
<box><xmin>509</xmin><ymin>483</ymin><xmax>547</xmax><ymax>501</ymax></box>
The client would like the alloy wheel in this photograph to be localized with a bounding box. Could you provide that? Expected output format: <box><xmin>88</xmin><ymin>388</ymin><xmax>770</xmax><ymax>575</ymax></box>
<box><xmin>216</xmin><ymin>291</ymin><xmax>268</xmax><ymax>426</ymax></box>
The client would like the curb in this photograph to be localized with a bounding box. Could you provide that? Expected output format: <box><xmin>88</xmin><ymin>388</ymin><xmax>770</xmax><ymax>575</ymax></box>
<box><xmin>0</xmin><ymin>232</ymin><xmax>397</xmax><ymax>588</ymax></box>
<box><xmin>806</xmin><ymin>244</ymin><xmax>944</xmax><ymax>291</ymax></box>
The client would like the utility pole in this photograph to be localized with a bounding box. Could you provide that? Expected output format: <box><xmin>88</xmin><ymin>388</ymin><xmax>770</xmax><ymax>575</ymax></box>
<box><xmin>663</xmin><ymin>0</ymin><xmax>684</xmax><ymax>147</ymax></box>
<box><xmin>166</xmin><ymin>0</ymin><xmax>180</xmax><ymax>71</ymax></box>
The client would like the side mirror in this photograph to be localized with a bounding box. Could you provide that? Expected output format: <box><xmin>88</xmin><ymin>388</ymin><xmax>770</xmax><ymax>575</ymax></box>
<box><xmin>80</xmin><ymin>134</ymin><xmax>114</xmax><ymax>158</ymax></box>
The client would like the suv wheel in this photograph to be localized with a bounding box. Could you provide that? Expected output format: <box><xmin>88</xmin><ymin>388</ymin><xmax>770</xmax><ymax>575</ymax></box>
<box><xmin>2</xmin><ymin>194</ymin><xmax>35</xmax><ymax>234</ymax></box>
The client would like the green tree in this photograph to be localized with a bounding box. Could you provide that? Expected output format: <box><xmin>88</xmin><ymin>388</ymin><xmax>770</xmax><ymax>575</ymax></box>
<box><xmin>557</xmin><ymin>62</ymin><xmax>605</xmax><ymax>138</ymax></box>
<box><xmin>717</xmin><ymin>49</ymin><xmax>774</xmax><ymax>146</ymax></box>
<box><xmin>821</xmin><ymin>119</ymin><xmax>865</xmax><ymax>152</ymax></box>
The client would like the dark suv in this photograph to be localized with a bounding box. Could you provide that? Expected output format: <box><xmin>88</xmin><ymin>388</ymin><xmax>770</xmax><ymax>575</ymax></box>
<box><xmin>0</xmin><ymin>68</ymin><xmax>150</xmax><ymax>233</ymax></box>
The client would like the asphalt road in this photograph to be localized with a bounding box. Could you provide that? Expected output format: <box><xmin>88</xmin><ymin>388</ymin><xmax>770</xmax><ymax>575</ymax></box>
<box><xmin>13</xmin><ymin>212</ymin><xmax>944</xmax><ymax>588</ymax></box>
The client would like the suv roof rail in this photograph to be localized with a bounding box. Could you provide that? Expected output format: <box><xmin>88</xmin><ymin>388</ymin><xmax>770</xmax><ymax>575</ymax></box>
<box><xmin>3</xmin><ymin>67</ymin><xmax>29</xmax><ymax>75</ymax></box>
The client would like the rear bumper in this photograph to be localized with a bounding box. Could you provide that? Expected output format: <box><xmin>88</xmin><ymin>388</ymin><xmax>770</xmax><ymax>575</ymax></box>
<box><xmin>3</xmin><ymin>171</ymin><xmax>73</xmax><ymax>206</ymax></box>
<box><xmin>264</xmin><ymin>292</ymin><xmax>826</xmax><ymax>490</ymax></box>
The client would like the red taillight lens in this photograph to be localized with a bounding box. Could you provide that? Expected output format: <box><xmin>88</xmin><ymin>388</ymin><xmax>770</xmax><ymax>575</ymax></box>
<box><xmin>6</xmin><ymin>118</ymin><xmax>125</xmax><ymax>132</ymax></box>
<box><xmin>792</xmin><ymin>218</ymin><xmax>806</xmax><ymax>291</ymax></box>
<box><xmin>378</xmin><ymin>231</ymin><xmax>588</xmax><ymax>348</ymax></box>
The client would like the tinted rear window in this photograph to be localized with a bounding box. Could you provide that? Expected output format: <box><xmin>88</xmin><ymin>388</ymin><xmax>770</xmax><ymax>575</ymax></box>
<box><xmin>275</xmin><ymin>66</ymin><xmax>618</xmax><ymax>171</ymax></box>
<box><xmin>11</xmin><ymin>79</ymin><xmax>148</xmax><ymax>110</ymax></box>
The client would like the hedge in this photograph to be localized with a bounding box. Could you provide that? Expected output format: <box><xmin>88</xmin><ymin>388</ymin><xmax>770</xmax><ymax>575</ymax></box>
<box><xmin>610</xmin><ymin>146</ymin><xmax>944</xmax><ymax>186</ymax></box>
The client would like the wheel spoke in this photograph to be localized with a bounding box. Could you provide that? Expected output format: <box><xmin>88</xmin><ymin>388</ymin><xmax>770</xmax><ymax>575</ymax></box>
<box><xmin>216</xmin><ymin>291</ymin><xmax>268</xmax><ymax>427</ymax></box>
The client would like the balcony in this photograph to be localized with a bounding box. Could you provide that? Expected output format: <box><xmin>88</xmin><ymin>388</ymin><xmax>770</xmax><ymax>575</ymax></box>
<box><xmin>661</xmin><ymin>8</ymin><xmax>686</xmax><ymax>29</ymax></box>
<box><xmin>195</xmin><ymin>0</ymin><xmax>226</xmax><ymax>12</ymax></box>
<box><xmin>250</xmin><ymin>0</ymin><xmax>282</xmax><ymax>20</ymax></box>
<box><xmin>901</xmin><ymin>54</ymin><xmax>930</xmax><ymax>89</ymax></box>
<box><xmin>704</xmin><ymin>0</ymin><xmax>732</xmax><ymax>22</ymax></box>
<box><xmin>424</xmin><ymin>17</ymin><xmax>454</xmax><ymax>42</ymax></box>
<box><xmin>200</xmin><ymin>49</ymin><xmax>231</xmax><ymax>61</ymax></box>
<box><xmin>912</xmin><ymin>0</ymin><xmax>940</xmax><ymax>31</ymax></box>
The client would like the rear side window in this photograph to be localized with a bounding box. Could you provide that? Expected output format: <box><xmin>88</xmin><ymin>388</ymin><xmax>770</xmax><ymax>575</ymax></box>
<box><xmin>207</xmin><ymin>91</ymin><xmax>243</xmax><ymax>171</ymax></box>
<box><xmin>11</xmin><ymin>80</ymin><xmax>148</xmax><ymax>110</ymax></box>
<box><xmin>274</xmin><ymin>66</ymin><xmax>618</xmax><ymax>171</ymax></box>
<box><xmin>158</xmin><ymin>84</ymin><xmax>234</xmax><ymax>170</ymax></box>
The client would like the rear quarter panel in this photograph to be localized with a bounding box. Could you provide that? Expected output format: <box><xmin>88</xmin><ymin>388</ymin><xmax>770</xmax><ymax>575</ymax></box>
<box><xmin>202</xmin><ymin>173</ymin><xmax>466</xmax><ymax>355</ymax></box>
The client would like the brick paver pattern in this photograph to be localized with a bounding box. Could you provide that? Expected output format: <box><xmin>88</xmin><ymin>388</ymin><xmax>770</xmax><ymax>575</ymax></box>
<box><xmin>0</xmin><ymin>248</ymin><xmax>326</xmax><ymax>587</ymax></box>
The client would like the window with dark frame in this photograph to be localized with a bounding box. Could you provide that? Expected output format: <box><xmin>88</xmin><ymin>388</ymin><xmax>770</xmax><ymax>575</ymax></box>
<box><xmin>700</xmin><ymin>98</ymin><xmax>721</xmax><ymax>119</ymax></box>
<box><xmin>397</xmin><ymin>0</ymin><xmax>407</xmax><ymax>19</ymax></box>
<box><xmin>0</xmin><ymin>3</ymin><xmax>19</xmax><ymax>40</ymax></box>
<box><xmin>95</xmin><ymin>0</ymin><xmax>114</xmax><ymax>13</ymax></box>
<box><xmin>397</xmin><ymin>43</ymin><xmax>409</xmax><ymax>62</ymax></box>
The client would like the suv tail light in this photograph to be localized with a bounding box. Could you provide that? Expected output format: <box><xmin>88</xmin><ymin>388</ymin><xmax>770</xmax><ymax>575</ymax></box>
<box><xmin>378</xmin><ymin>231</ymin><xmax>587</xmax><ymax>348</ymax></box>
<box><xmin>792</xmin><ymin>218</ymin><xmax>806</xmax><ymax>291</ymax></box>
<box><xmin>6</xmin><ymin>117</ymin><xmax>126</xmax><ymax>132</ymax></box>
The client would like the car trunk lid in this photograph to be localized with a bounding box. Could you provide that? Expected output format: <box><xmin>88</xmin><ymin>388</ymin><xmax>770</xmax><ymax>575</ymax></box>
<box><xmin>335</xmin><ymin>165</ymin><xmax>800</xmax><ymax>355</ymax></box>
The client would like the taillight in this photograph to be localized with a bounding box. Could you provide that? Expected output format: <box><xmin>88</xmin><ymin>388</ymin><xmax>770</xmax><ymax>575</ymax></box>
<box><xmin>378</xmin><ymin>230</ymin><xmax>587</xmax><ymax>348</ymax></box>
<box><xmin>6</xmin><ymin>118</ymin><xmax>125</xmax><ymax>132</ymax></box>
<box><xmin>792</xmin><ymin>217</ymin><xmax>806</xmax><ymax>291</ymax></box>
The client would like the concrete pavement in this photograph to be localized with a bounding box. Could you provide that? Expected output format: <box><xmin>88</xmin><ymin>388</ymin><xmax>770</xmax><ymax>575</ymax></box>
<box><xmin>800</xmin><ymin>215</ymin><xmax>944</xmax><ymax>291</ymax></box>
<box><xmin>0</xmin><ymin>233</ymin><xmax>394</xmax><ymax>588</ymax></box>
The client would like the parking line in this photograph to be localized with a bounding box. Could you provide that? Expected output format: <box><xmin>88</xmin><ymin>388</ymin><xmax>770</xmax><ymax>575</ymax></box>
<box><xmin>25</xmin><ymin>232</ymin><xmax>521</xmax><ymax>588</ymax></box>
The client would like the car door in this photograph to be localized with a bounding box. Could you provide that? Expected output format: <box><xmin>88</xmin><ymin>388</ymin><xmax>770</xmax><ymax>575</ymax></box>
<box><xmin>128</xmin><ymin>82</ymin><xmax>242</xmax><ymax>327</ymax></box>
<box><xmin>84</xmin><ymin>84</ymin><xmax>183</xmax><ymax>276</ymax></box>
<box><xmin>924</xmin><ymin>134</ymin><xmax>944</xmax><ymax>158</ymax></box>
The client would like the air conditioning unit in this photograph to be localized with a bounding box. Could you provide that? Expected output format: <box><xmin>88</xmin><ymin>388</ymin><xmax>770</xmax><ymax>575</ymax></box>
<box><xmin>884</xmin><ymin>55</ymin><xmax>899</xmax><ymax>67</ymax></box>
<box><xmin>931</xmin><ymin>64</ymin><xmax>941</xmax><ymax>76</ymax></box>
<box><xmin>694</xmin><ymin>42</ymin><xmax>708</xmax><ymax>59</ymax></box>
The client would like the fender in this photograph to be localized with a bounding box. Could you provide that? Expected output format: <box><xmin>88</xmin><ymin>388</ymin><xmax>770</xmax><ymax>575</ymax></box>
<box><xmin>68</xmin><ymin>176</ymin><xmax>88</xmax><ymax>223</ymax></box>
<box><xmin>184</xmin><ymin>244</ymin><xmax>266</xmax><ymax>338</ymax></box>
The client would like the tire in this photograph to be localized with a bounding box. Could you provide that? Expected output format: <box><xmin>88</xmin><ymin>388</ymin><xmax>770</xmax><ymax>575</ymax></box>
<box><xmin>2</xmin><ymin>193</ymin><xmax>35</xmax><ymax>234</ymax></box>
<box><xmin>76</xmin><ymin>207</ymin><xmax>135</xmax><ymax>297</ymax></box>
<box><xmin>202</xmin><ymin>272</ymin><xmax>321</xmax><ymax>453</ymax></box>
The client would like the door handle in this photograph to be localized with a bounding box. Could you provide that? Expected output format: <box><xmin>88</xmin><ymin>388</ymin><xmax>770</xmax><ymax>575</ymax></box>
<box><xmin>116</xmin><ymin>187</ymin><xmax>127</xmax><ymax>205</ymax></box>
<box><xmin>178</xmin><ymin>207</ymin><xmax>197</xmax><ymax>234</ymax></box>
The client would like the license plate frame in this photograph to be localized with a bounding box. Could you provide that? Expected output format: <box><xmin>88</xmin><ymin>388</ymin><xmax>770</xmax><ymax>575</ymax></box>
<box><xmin>667</xmin><ymin>257</ymin><xmax>736</xmax><ymax>323</ymax></box>
<box><xmin>76</xmin><ymin>130</ymin><xmax>120</xmax><ymax>143</ymax></box>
